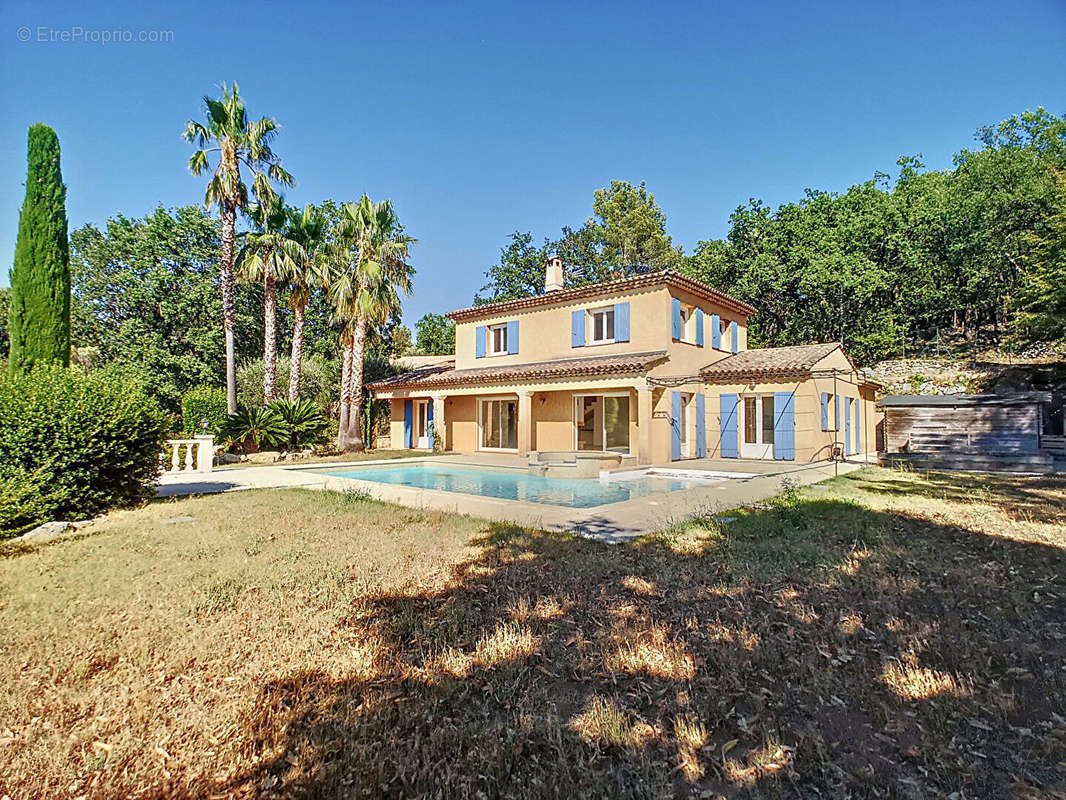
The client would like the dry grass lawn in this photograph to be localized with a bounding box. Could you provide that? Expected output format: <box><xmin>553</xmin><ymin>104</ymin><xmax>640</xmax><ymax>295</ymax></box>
<box><xmin>1</xmin><ymin>467</ymin><xmax>1064</xmax><ymax>799</ymax></box>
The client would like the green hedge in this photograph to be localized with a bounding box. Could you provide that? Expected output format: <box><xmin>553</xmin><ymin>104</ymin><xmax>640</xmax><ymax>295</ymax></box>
<box><xmin>0</xmin><ymin>364</ymin><xmax>168</xmax><ymax>537</ymax></box>
<box><xmin>181</xmin><ymin>385</ymin><xmax>228</xmax><ymax>436</ymax></box>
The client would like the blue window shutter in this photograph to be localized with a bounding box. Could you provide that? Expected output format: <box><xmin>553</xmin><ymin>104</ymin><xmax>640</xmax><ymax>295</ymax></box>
<box><xmin>773</xmin><ymin>392</ymin><xmax>795</xmax><ymax>460</ymax></box>
<box><xmin>475</xmin><ymin>326</ymin><xmax>486</xmax><ymax>358</ymax></box>
<box><xmin>695</xmin><ymin>393</ymin><xmax>706</xmax><ymax>458</ymax></box>
<box><xmin>571</xmin><ymin>310</ymin><xmax>585</xmax><ymax>347</ymax></box>
<box><xmin>426</xmin><ymin>400</ymin><xmax>434</xmax><ymax>446</ymax></box>
<box><xmin>711</xmin><ymin>314</ymin><xmax>721</xmax><ymax>349</ymax></box>
<box><xmin>719</xmin><ymin>394</ymin><xmax>738</xmax><ymax>458</ymax></box>
<box><xmin>855</xmin><ymin>397</ymin><xmax>862</xmax><ymax>454</ymax></box>
<box><xmin>670</xmin><ymin>392</ymin><xmax>682</xmax><ymax>461</ymax></box>
<box><xmin>834</xmin><ymin>395</ymin><xmax>840</xmax><ymax>433</ymax></box>
<box><xmin>403</xmin><ymin>399</ymin><xmax>413</xmax><ymax>448</ymax></box>
<box><xmin>844</xmin><ymin>397</ymin><xmax>852</xmax><ymax>455</ymax></box>
<box><xmin>730</xmin><ymin>321</ymin><xmax>739</xmax><ymax>353</ymax></box>
<box><xmin>671</xmin><ymin>297</ymin><xmax>682</xmax><ymax>339</ymax></box>
<box><xmin>614</xmin><ymin>302</ymin><xmax>630</xmax><ymax>342</ymax></box>
<box><xmin>506</xmin><ymin>320</ymin><xmax>519</xmax><ymax>354</ymax></box>
<box><xmin>694</xmin><ymin>308</ymin><xmax>704</xmax><ymax>347</ymax></box>
<box><xmin>820</xmin><ymin>392</ymin><xmax>829</xmax><ymax>431</ymax></box>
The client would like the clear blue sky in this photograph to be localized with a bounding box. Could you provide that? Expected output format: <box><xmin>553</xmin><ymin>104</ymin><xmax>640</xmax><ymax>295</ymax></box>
<box><xmin>2</xmin><ymin>0</ymin><xmax>1064</xmax><ymax>327</ymax></box>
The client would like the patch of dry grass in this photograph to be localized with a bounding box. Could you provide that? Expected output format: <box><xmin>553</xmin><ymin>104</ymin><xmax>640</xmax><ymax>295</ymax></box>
<box><xmin>1</xmin><ymin>468</ymin><xmax>1065</xmax><ymax>798</ymax></box>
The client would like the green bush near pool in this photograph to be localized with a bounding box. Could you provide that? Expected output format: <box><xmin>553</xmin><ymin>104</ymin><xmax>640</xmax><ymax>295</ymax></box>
<box><xmin>0</xmin><ymin>364</ymin><xmax>168</xmax><ymax>537</ymax></box>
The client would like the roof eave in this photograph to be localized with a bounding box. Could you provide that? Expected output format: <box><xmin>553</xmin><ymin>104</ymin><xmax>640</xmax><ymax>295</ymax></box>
<box><xmin>447</xmin><ymin>270</ymin><xmax>756</xmax><ymax>323</ymax></box>
<box><xmin>700</xmin><ymin>368</ymin><xmax>812</xmax><ymax>383</ymax></box>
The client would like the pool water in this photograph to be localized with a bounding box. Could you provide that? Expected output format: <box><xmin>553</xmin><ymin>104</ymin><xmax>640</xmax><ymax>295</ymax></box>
<box><xmin>317</xmin><ymin>463</ymin><xmax>711</xmax><ymax>508</ymax></box>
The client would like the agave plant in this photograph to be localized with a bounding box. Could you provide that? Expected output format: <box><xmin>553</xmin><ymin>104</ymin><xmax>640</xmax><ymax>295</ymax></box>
<box><xmin>266</xmin><ymin>398</ymin><xmax>329</xmax><ymax>450</ymax></box>
<box><xmin>219</xmin><ymin>406</ymin><xmax>288</xmax><ymax>453</ymax></box>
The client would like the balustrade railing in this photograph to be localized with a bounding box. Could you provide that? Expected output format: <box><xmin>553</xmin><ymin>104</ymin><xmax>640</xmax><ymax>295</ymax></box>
<box><xmin>161</xmin><ymin>436</ymin><xmax>214</xmax><ymax>474</ymax></box>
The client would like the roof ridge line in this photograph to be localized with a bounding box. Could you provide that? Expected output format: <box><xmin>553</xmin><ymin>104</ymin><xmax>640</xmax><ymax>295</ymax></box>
<box><xmin>448</xmin><ymin>270</ymin><xmax>757</xmax><ymax>322</ymax></box>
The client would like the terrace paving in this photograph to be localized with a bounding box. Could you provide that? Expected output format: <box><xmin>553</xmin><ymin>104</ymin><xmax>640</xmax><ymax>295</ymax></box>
<box><xmin>158</xmin><ymin>454</ymin><xmax>872</xmax><ymax>541</ymax></box>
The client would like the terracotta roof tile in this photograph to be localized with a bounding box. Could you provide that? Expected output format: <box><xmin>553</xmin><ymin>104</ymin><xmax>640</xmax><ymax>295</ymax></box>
<box><xmin>369</xmin><ymin>351</ymin><xmax>669</xmax><ymax>392</ymax></box>
<box><xmin>700</xmin><ymin>342</ymin><xmax>844</xmax><ymax>380</ymax></box>
<box><xmin>447</xmin><ymin>270</ymin><xmax>757</xmax><ymax>322</ymax></box>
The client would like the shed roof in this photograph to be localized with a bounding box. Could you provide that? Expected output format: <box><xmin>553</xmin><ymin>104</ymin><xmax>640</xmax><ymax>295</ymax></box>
<box><xmin>878</xmin><ymin>392</ymin><xmax>1052</xmax><ymax>408</ymax></box>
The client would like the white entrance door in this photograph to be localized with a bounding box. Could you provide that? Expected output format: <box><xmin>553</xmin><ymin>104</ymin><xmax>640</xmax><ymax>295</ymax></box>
<box><xmin>740</xmin><ymin>394</ymin><xmax>775</xmax><ymax>459</ymax></box>
<box><xmin>415</xmin><ymin>400</ymin><xmax>430</xmax><ymax>448</ymax></box>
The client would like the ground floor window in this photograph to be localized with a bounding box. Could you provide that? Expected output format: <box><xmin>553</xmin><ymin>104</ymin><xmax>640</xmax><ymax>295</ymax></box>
<box><xmin>575</xmin><ymin>394</ymin><xmax>630</xmax><ymax>454</ymax></box>
<box><xmin>480</xmin><ymin>398</ymin><xmax>518</xmax><ymax>450</ymax></box>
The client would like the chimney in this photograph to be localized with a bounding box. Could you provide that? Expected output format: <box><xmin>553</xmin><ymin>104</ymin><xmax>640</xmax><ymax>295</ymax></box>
<box><xmin>545</xmin><ymin>255</ymin><xmax>564</xmax><ymax>292</ymax></box>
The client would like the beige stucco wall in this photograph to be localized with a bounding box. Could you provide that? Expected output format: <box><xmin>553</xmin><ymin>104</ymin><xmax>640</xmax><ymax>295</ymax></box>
<box><xmin>391</xmin><ymin>386</ymin><xmax>647</xmax><ymax>458</ymax></box>
<box><xmin>390</xmin><ymin>372</ymin><xmax>879</xmax><ymax>464</ymax></box>
<box><xmin>702</xmin><ymin>360</ymin><xmax>881</xmax><ymax>463</ymax></box>
<box><xmin>452</xmin><ymin>284</ymin><xmax>749</xmax><ymax>374</ymax></box>
<box><xmin>444</xmin><ymin>395</ymin><xmax>477</xmax><ymax>452</ymax></box>
<box><xmin>535</xmin><ymin>391</ymin><xmax>576</xmax><ymax>450</ymax></box>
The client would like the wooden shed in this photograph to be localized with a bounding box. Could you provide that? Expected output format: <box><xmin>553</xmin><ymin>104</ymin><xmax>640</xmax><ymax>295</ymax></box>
<box><xmin>877</xmin><ymin>393</ymin><xmax>1056</xmax><ymax>473</ymax></box>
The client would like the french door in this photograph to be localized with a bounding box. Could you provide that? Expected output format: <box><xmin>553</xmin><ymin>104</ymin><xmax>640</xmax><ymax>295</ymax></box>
<box><xmin>679</xmin><ymin>393</ymin><xmax>691</xmax><ymax>457</ymax></box>
<box><xmin>574</xmin><ymin>394</ymin><xmax>631</xmax><ymax>454</ymax></box>
<box><xmin>479</xmin><ymin>398</ymin><xmax>518</xmax><ymax>451</ymax></box>
<box><xmin>415</xmin><ymin>400</ymin><xmax>430</xmax><ymax>448</ymax></box>
<box><xmin>740</xmin><ymin>394</ymin><xmax>775</xmax><ymax>459</ymax></box>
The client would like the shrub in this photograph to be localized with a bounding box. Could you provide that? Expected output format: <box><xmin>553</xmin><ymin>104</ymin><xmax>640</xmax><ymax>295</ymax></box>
<box><xmin>266</xmin><ymin>398</ymin><xmax>329</xmax><ymax>449</ymax></box>
<box><xmin>0</xmin><ymin>364</ymin><xmax>168</xmax><ymax>537</ymax></box>
<box><xmin>219</xmin><ymin>406</ymin><xmax>288</xmax><ymax>452</ymax></box>
<box><xmin>237</xmin><ymin>355</ymin><xmax>335</xmax><ymax>413</ymax></box>
<box><xmin>181</xmin><ymin>385</ymin><xmax>228</xmax><ymax>436</ymax></box>
<box><xmin>0</xmin><ymin>464</ymin><xmax>74</xmax><ymax>537</ymax></box>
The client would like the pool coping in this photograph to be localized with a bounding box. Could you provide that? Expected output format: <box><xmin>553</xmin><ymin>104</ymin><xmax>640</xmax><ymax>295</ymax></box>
<box><xmin>277</xmin><ymin>456</ymin><xmax>868</xmax><ymax>542</ymax></box>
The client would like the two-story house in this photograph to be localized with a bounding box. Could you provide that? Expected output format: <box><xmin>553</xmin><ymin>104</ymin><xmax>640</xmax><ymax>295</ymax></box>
<box><xmin>369</xmin><ymin>258</ymin><xmax>880</xmax><ymax>465</ymax></box>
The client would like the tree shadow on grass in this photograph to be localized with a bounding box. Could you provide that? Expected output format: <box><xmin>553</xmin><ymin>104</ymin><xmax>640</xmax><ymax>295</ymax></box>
<box><xmin>840</xmin><ymin>469</ymin><xmax>1066</xmax><ymax>525</ymax></box>
<box><xmin>217</xmin><ymin>492</ymin><xmax>1066</xmax><ymax>799</ymax></box>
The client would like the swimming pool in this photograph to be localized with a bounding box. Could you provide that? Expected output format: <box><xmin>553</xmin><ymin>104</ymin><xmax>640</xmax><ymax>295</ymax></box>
<box><xmin>315</xmin><ymin>463</ymin><xmax>716</xmax><ymax>508</ymax></box>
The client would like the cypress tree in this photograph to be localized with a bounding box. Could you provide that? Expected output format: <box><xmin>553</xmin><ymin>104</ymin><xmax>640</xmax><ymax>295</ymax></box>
<box><xmin>8</xmin><ymin>123</ymin><xmax>70</xmax><ymax>375</ymax></box>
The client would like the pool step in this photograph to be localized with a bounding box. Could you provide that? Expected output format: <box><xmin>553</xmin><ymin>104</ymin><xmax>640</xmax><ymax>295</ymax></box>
<box><xmin>527</xmin><ymin>450</ymin><xmax>623</xmax><ymax>479</ymax></box>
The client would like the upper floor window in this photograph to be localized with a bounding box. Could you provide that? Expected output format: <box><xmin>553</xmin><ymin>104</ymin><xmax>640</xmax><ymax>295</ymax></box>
<box><xmin>590</xmin><ymin>306</ymin><xmax>615</xmax><ymax>343</ymax></box>
<box><xmin>670</xmin><ymin>297</ymin><xmax>705</xmax><ymax>346</ymax></box>
<box><xmin>572</xmin><ymin>302</ymin><xmax>629</xmax><ymax>348</ymax></box>
<box><xmin>488</xmin><ymin>323</ymin><xmax>508</xmax><ymax>355</ymax></box>
<box><xmin>679</xmin><ymin>304</ymin><xmax>695</xmax><ymax>343</ymax></box>
<box><xmin>719</xmin><ymin>316</ymin><xmax>730</xmax><ymax>348</ymax></box>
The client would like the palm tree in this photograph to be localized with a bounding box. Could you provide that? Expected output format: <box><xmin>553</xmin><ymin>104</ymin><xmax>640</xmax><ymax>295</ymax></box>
<box><xmin>329</xmin><ymin>196</ymin><xmax>415</xmax><ymax>451</ymax></box>
<box><xmin>184</xmin><ymin>82</ymin><xmax>293</xmax><ymax>413</ymax></box>
<box><xmin>284</xmin><ymin>205</ymin><xmax>328</xmax><ymax>401</ymax></box>
<box><xmin>237</xmin><ymin>202</ymin><xmax>305</xmax><ymax>403</ymax></box>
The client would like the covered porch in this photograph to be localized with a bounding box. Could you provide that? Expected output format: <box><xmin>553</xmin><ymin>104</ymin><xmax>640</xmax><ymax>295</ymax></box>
<box><xmin>369</xmin><ymin>350</ymin><xmax>674</xmax><ymax>465</ymax></box>
<box><xmin>382</xmin><ymin>382</ymin><xmax>660</xmax><ymax>465</ymax></box>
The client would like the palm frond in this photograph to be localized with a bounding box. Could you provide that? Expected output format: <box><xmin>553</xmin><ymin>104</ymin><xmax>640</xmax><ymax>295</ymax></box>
<box><xmin>187</xmin><ymin>149</ymin><xmax>211</xmax><ymax>176</ymax></box>
<box><xmin>203</xmin><ymin>96</ymin><xmax>230</xmax><ymax>130</ymax></box>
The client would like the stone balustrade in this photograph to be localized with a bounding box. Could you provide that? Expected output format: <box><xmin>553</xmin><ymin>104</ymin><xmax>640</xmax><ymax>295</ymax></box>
<box><xmin>162</xmin><ymin>436</ymin><xmax>214</xmax><ymax>474</ymax></box>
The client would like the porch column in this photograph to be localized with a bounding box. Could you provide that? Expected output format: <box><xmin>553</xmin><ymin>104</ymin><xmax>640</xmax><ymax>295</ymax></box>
<box><xmin>636</xmin><ymin>384</ymin><xmax>653</xmax><ymax>465</ymax></box>
<box><xmin>431</xmin><ymin>395</ymin><xmax>446</xmax><ymax>451</ymax></box>
<box><xmin>517</xmin><ymin>391</ymin><xmax>534</xmax><ymax>457</ymax></box>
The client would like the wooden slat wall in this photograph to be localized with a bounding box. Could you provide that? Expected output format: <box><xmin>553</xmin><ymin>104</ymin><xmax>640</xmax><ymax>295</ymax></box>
<box><xmin>884</xmin><ymin>404</ymin><xmax>1041</xmax><ymax>456</ymax></box>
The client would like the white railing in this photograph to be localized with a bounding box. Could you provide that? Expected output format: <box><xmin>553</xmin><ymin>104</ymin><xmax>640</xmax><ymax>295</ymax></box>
<box><xmin>162</xmin><ymin>436</ymin><xmax>214</xmax><ymax>474</ymax></box>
